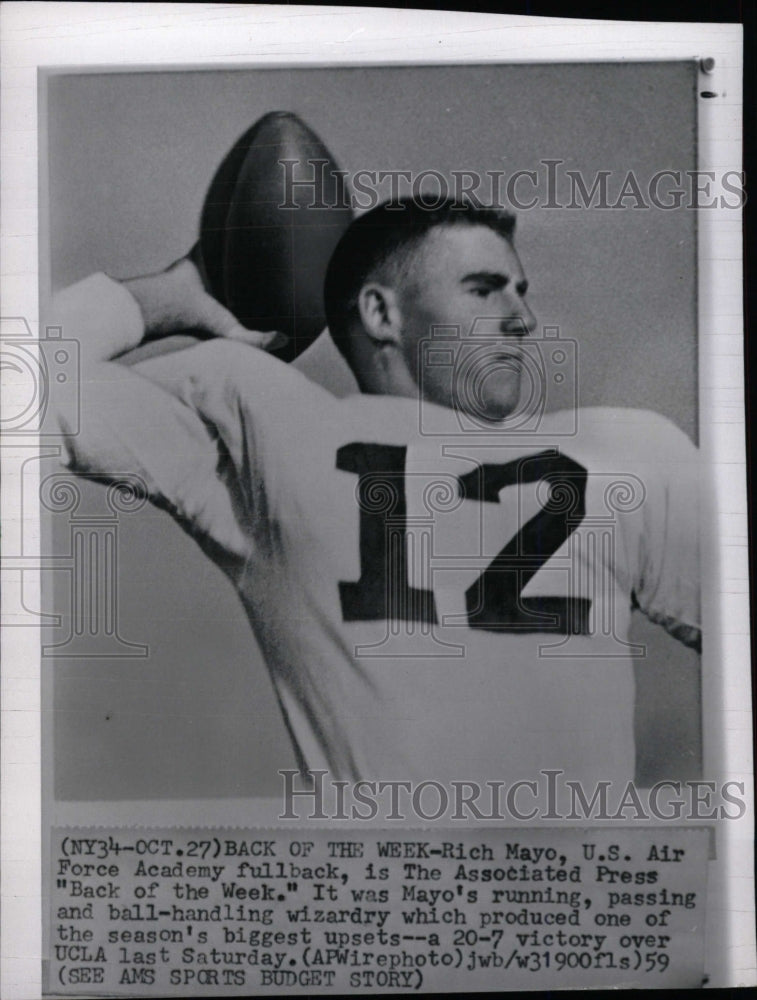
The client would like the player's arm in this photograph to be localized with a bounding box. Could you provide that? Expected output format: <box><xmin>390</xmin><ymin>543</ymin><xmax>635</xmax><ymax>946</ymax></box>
<box><xmin>50</xmin><ymin>258</ymin><xmax>284</xmax><ymax>564</ymax></box>
<box><xmin>620</xmin><ymin>414</ymin><xmax>702</xmax><ymax>651</ymax></box>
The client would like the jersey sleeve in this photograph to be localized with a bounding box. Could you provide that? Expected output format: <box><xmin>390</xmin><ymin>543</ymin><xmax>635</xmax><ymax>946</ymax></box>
<box><xmin>50</xmin><ymin>274</ymin><xmax>258</xmax><ymax>566</ymax></box>
<box><xmin>617</xmin><ymin>412</ymin><xmax>701</xmax><ymax>650</ymax></box>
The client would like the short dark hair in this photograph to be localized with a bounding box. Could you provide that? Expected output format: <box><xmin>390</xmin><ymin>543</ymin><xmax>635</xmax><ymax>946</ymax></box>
<box><xmin>324</xmin><ymin>197</ymin><xmax>516</xmax><ymax>360</ymax></box>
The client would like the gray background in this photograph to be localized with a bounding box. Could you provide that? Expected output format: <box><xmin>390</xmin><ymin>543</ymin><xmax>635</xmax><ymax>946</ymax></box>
<box><xmin>44</xmin><ymin>62</ymin><xmax>700</xmax><ymax>799</ymax></box>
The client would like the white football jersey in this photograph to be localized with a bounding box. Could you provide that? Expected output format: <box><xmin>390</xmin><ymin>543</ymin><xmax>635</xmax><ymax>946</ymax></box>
<box><xmin>57</xmin><ymin>275</ymin><xmax>701</xmax><ymax>787</ymax></box>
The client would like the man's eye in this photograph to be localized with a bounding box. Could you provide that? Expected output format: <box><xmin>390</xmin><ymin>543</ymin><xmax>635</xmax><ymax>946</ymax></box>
<box><xmin>470</xmin><ymin>287</ymin><xmax>490</xmax><ymax>298</ymax></box>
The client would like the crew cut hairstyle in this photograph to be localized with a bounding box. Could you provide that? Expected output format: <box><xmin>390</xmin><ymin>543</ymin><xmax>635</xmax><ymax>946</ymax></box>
<box><xmin>324</xmin><ymin>197</ymin><xmax>516</xmax><ymax>361</ymax></box>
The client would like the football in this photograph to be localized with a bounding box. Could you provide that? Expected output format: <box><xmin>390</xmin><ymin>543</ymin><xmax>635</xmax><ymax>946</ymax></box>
<box><xmin>124</xmin><ymin>111</ymin><xmax>353</xmax><ymax>365</ymax></box>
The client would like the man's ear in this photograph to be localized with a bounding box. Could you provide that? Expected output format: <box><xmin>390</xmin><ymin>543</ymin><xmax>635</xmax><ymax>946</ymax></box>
<box><xmin>356</xmin><ymin>282</ymin><xmax>403</xmax><ymax>347</ymax></box>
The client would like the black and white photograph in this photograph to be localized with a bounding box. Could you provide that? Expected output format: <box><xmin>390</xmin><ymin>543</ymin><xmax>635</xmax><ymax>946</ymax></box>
<box><xmin>45</xmin><ymin>59</ymin><xmax>708</xmax><ymax>800</ymax></box>
<box><xmin>0</xmin><ymin>4</ymin><xmax>752</xmax><ymax>997</ymax></box>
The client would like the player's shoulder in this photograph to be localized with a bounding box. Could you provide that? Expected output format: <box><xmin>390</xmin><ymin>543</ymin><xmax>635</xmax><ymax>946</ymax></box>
<box><xmin>183</xmin><ymin>338</ymin><xmax>337</xmax><ymax>409</ymax></box>
<box><xmin>570</xmin><ymin>406</ymin><xmax>697</xmax><ymax>460</ymax></box>
<box><xmin>535</xmin><ymin>407</ymin><xmax>697</xmax><ymax>482</ymax></box>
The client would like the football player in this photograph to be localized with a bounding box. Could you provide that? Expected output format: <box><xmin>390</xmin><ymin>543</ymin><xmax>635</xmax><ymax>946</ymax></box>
<box><xmin>52</xmin><ymin>198</ymin><xmax>700</xmax><ymax>788</ymax></box>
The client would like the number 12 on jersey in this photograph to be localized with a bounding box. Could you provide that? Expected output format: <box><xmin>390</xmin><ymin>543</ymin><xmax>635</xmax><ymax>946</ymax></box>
<box><xmin>337</xmin><ymin>442</ymin><xmax>591</xmax><ymax>635</ymax></box>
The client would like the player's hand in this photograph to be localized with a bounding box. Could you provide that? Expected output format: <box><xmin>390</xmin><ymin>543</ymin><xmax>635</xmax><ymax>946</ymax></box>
<box><xmin>123</xmin><ymin>256</ymin><xmax>288</xmax><ymax>352</ymax></box>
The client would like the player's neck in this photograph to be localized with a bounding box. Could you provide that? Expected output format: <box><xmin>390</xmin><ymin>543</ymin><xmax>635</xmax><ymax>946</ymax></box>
<box><xmin>350</xmin><ymin>342</ymin><xmax>419</xmax><ymax>401</ymax></box>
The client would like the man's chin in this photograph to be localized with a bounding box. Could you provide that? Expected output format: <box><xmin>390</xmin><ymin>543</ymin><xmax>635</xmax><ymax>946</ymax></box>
<box><xmin>459</xmin><ymin>370</ymin><xmax>522</xmax><ymax>424</ymax></box>
<box><xmin>478</xmin><ymin>401</ymin><xmax>519</xmax><ymax>423</ymax></box>
<box><xmin>453</xmin><ymin>394</ymin><xmax>520</xmax><ymax>424</ymax></box>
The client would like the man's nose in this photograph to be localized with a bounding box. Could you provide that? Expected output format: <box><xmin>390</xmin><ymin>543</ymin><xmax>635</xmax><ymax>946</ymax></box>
<box><xmin>499</xmin><ymin>299</ymin><xmax>537</xmax><ymax>337</ymax></box>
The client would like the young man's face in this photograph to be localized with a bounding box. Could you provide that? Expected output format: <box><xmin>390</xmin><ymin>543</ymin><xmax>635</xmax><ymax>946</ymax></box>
<box><xmin>397</xmin><ymin>224</ymin><xmax>536</xmax><ymax>422</ymax></box>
